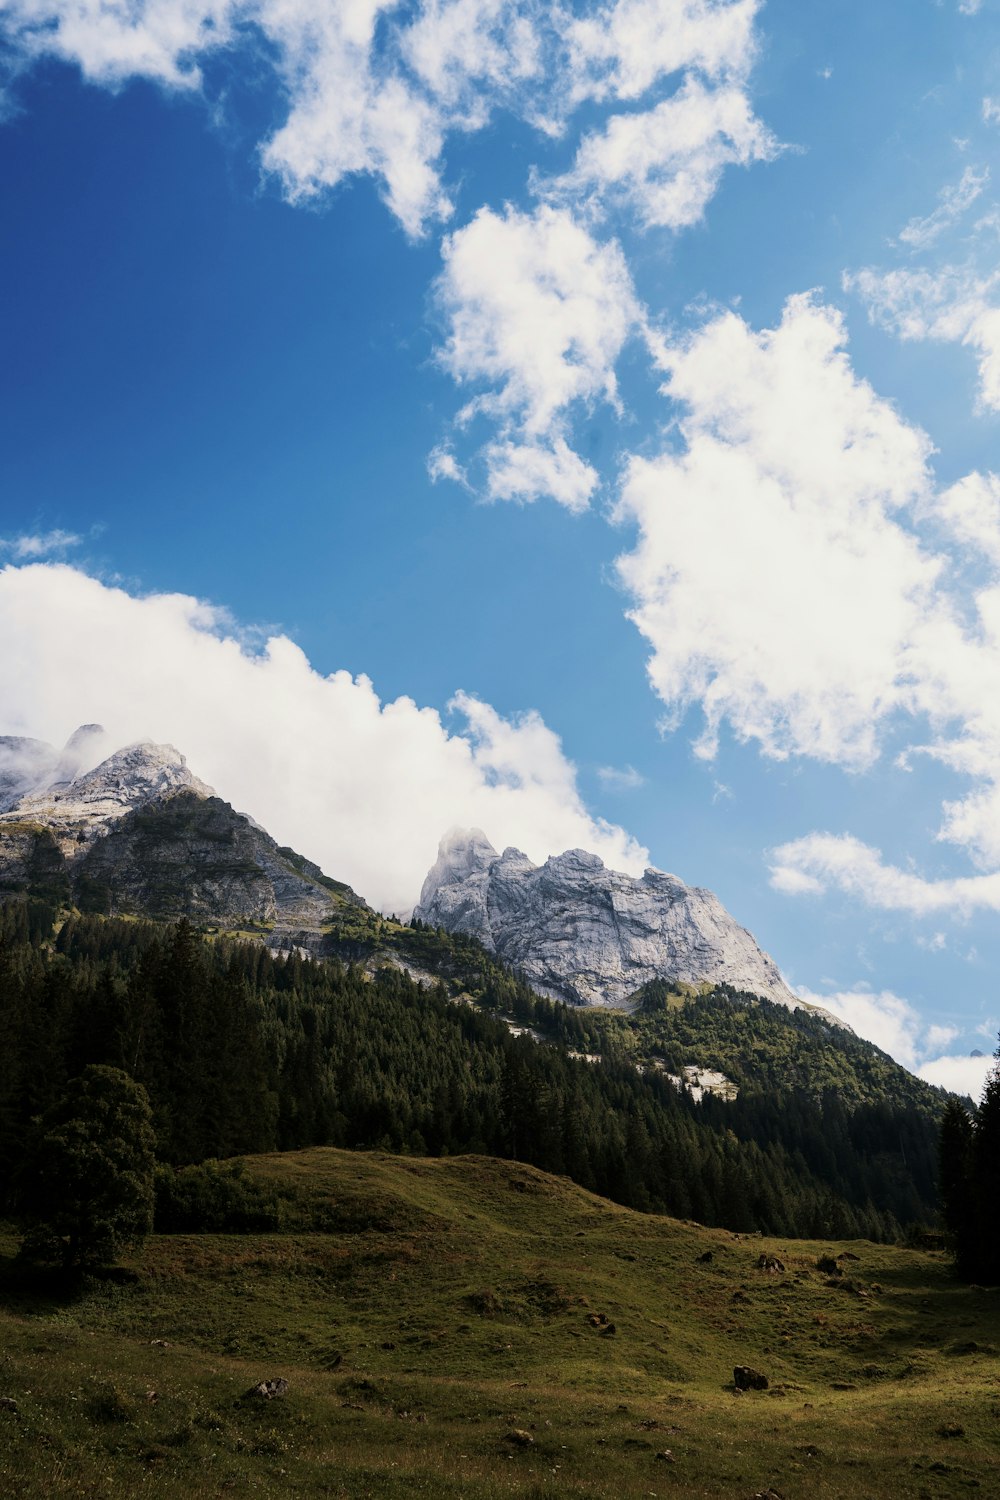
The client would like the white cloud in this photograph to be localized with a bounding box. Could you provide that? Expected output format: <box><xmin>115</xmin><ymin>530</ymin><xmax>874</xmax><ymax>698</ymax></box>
<box><xmin>564</xmin><ymin>0</ymin><xmax>761</xmax><ymax>106</ymax></box>
<box><xmin>919</xmin><ymin>1053</ymin><xmax>992</xmax><ymax>1100</ymax></box>
<box><xmin>597</xmin><ymin>763</ymin><xmax>645</xmax><ymax>789</ymax></box>
<box><xmin>896</xmin><ymin>166</ymin><xmax>988</xmax><ymax>252</ymax></box>
<box><xmin>798</xmin><ymin>984</ymin><xmax>925</xmax><ymax>1070</ymax></box>
<box><xmin>614</xmin><ymin>293</ymin><xmax>938</xmax><ymax>765</ymax></box>
<box><xmin>917</xmin><ymin>931</ymin><xmax>948</xmax><ymax>952</ymax></box>
<box><xmin>0</xmin><ymin>562</ymin><xmax>648</xmax><ymax>914</ymax></box>
<box><xmin>610</xmin><ymin>294</ymin><xmax>1000</xmax><ymax>913</ymax></box>
<box><xmin>928</xmin><ymin>470</ymin><xmax>1000</xmax><ymax>565</ymax></box>
<box><xmin>796</xmin><ymin>983</ymin><xmax>991</xmax><ymax>1098</ymax></box>
<box><xmin>481</xmin><ymin>436</ymin><xmax>598</xmax><ymax>511</ymax></box>
<box><xmin>435</xmin><ymin>203</ymin><xmax>641</xmax><ymax>505</ymax></box>
<box><xmin>984</xmin><ymin>97</ymin><xmax>1000</xmax><ymax>125</ymax></box>
<box><xmin>847</xmin><ymin>264</ymin><xmax>1000</xmax><ymax>412</ymax></box>
<box><xmin>427</xmin><ymin>444</ymin><xmax>470</xmax><ymax>488</ymax></box>
<box><xmin>545</xmin><ymin>75</ymin><xmax>778</xmax><ymax>231</ymax></box>
<box><xmin>769</xmin><ymin>833</ymin><xmax>1000</xmax><ymax>915</ymax></box>
<box><xmin>959</xmin><ymin>0</ymin><xmax>983</xmax><ymax>15</ymax></box>
<box><xmin>0</xmin><ymin>529</ymin><xmax>82</xmax><ymax>559</ymax></box>
<box><xmin>1</xmin><ymin>0</ymin><xmax>533</xmax><ymax>236</ymax></box>
<box><xmin>1</xmin><ymin>0</ymin><xmax>769</xmax><ymax>238</ymax></box>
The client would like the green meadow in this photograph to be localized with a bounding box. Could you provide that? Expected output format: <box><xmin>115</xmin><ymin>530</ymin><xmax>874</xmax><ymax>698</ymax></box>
<box><xmin>1</xmin><ymin>1148</ymin><xmax>997</xmax><ymax>1499</ymax></box>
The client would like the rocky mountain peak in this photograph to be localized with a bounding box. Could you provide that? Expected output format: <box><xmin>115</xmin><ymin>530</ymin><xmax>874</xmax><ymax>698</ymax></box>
<box><xmin>12</xmin><ymin>739</ymin><xmax>215</xmax><ymax>849</ymax></box>
<box><xmin>416</xmin><ymin>826</ymin><xmax>818</xmax><ymax>1017</ymax></box>
<box><xmin>0</xmin><ymin>726</ymin><xmax>365</xmax><ymax>934</ymax></box>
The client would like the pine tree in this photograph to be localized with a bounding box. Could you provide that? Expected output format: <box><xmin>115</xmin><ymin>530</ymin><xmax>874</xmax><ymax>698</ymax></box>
<box><xmin>939</xmin><ymin>1096</ymin><xmax>975</xmax><ymax>1275</ymax></box>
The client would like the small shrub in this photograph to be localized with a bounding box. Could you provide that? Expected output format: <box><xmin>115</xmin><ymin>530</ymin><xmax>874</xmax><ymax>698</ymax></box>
<box><xmin>154</xmin><ymin>1160</ymin><xmax>284</xmax><ymax>1233</ymax></box>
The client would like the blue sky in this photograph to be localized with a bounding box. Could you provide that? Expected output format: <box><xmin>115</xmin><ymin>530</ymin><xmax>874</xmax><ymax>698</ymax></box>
<box><xmin>2</xmin><ymin>0</ymin><xmax>1000</xmax><ymax>1092</ymax></box>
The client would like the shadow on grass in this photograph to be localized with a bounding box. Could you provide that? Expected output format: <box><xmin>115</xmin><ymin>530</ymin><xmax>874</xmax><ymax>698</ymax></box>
<box><xmin>0</xmin><ymin>1243</ymin><xmax>140</xmax><ymax>1314</ymax></box>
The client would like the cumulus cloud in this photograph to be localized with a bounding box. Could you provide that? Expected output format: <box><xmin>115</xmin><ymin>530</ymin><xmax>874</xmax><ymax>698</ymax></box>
<box><xmin>545</xmin><ymin>75</ymin><xmax>778</xmax><ymax>231</ymax></box>
<box><xmin>564</xmin><ymin>0</ymin><xmax>761</xmax><ymax>106</ymax></box>
<box><xmin>435</xmin><ymin>203</ymin><xmax>642</xmax><ymax>506</ymax></box>
<box><xmin>608</xmin><ymin>293</ymin><xmax>1000</xmax><ymax>916</ymax></box>
<box><xmin>1</xmin><ymin>0</ymin><xmax>768</xmax><ymax>238</ymax></box>
<box><xmin>895</xmin><ymin>166</ymin><xmax>989</xmax><ymax>252</ymax></box>
<box><xmin>847</xmin><ymin>264</ymin><xmax>1000</xmax><ymax>412</ymax></box>
<box><xmin>0</xmin><ymin>0</ymin><xmax>541</xmax><ymax>236</ymax></box>
<box><xmin>614</xmin><ymin>293</ymin><xmax>937</xmax><ymax>765</ymax></box>
<box><xmin>0</xmin><ymin>563</ymin><xmax>648</xmax><ymax>914</ymax></box>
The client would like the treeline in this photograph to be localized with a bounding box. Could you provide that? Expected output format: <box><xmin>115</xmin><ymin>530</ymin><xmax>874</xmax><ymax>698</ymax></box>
<box><xmin>0</xmin><ymin>902</ymin><xmax>940</xmax><ymax>1240</ymax></box>
<box><xmin>939</xmin><ymin>1076</ymin><xmax>1000</xmax><ymax>1282</ymax></box>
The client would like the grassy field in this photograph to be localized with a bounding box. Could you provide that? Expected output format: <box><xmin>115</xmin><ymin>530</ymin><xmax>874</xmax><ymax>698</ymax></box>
<box><xmin>1</xmin><ymin>1148</ymin><xmax>998</xmax><ymax>1498</ymax></box>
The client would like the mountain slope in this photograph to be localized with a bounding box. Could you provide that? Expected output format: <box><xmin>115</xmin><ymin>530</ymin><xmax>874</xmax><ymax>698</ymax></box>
<box><xmin>416</xmin><ymin>826</ymin><xmax>815</xmax><ymax>1015</ymax></box>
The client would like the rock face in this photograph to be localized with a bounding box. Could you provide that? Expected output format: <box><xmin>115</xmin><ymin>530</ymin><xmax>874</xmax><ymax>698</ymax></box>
<box><xmin>0</xmin><ymin>726</ymin><xmax>365</xmax><ymax>932</ymax></box>
<box><xmin>415</xmin><ymin>828</ymin><xmax>808</xmax><ymax>1013</ymax></box>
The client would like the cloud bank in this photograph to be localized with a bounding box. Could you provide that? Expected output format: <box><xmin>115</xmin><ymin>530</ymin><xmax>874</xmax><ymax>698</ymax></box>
<box><xmin>0</xmin><ymin>563</ymin><xmax>647</xmax><ymax>914</ymax></box>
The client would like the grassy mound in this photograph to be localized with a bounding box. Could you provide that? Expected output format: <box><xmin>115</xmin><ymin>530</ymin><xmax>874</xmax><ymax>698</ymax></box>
<box><xmin>1</xmin><ymin>1148</ymin><xmax>997</xmax><ymax>1498</ymax></box>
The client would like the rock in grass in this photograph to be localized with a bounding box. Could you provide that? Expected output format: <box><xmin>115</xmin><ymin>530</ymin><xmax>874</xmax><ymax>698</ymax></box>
<box><xmin>0</xmin><ymin>1397</ymin><xmax>18</xmax><ymax>1416</ymax></box>
<box><xmin>734</xmin><ymin>1366</ymin><xmax>769</xmax><ymax>1391</ymax></box>
<box><xmin>244</xmin><ymin>1378</ymin><xmax>290</xmax><ymax>1401</ymax></box>
<box><xmin>504</xmin><ymin>1428</ymin><xmax>534</xmax><ymax>1446</ymax></box>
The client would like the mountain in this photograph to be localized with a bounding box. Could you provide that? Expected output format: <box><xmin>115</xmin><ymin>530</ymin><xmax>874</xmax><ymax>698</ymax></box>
<box><xmin>0</xmin><ymin>726</ymin><xmax>951</xmax><ymax>1247</ymax></box>
<box><xmin>415</xmin><ymin>827</ymin><xmax>819</xmax><ymax>1016</ymax></box>
<box><xmin>0</xmin><ymin>726</ymin><xmax>365</xmax><ymax>932</ymax></box>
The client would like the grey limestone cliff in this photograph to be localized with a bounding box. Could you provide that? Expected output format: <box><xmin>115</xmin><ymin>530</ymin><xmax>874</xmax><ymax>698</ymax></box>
<box><xmin>416</xmin><ymin>827</ymin><xmax>813</xmax><ymax>1014</ymax></box>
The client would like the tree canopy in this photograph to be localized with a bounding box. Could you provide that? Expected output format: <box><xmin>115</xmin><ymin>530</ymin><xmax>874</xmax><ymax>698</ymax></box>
<box><xmin>18</xmin><ymin>1063</ymin><xmax>156</xmax><ymax>1271</ymax></box>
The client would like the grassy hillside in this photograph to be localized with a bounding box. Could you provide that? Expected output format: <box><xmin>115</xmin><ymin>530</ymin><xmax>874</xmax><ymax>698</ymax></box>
<box><xmin>1</xmin><ymin>1148</ymin><xmax>997</xmax><ymax>1499</ymax></box>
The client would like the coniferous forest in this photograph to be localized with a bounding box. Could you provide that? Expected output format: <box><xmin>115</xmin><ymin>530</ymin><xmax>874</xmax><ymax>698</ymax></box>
<box><xmin>938</xmin><ymin>1071</ymin><xmax>1000</xmax><ymax>1281</ymax></box>
<box><xmin>0</xmin><ymin>899</ymin><xmax>947</xmax><ymax>1243</ymax></box>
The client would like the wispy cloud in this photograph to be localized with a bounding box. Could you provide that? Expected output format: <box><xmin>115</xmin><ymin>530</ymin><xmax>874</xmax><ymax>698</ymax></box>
<box><xmin>542</xmin><ymin>75</ymin><xmax>779</xmax><ymax>232</ymax></box>
<box><xmin>847</xmin><ymin>263</ymin><xmax>1000</xmax><ymax>411</ymax></box>
<box><xmin>769</xmin><ymin>834</ymin><xmax>1000</xmax><ymax>916</ymax></box>
<box><xmin>597</xmin><ymin>763</ymin><xmax>645</xmax><ymax>789</ymax></box>
<box><xmin>895</xmin><ymin>166</ymin><xmax>988</xmax><ymax>251</ymax></box>
<box><xmin>0</xmin><ymin>529</ymin><xmax>81</xmax><ymax>559</ymax></box>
